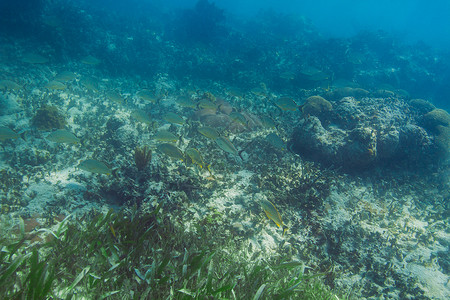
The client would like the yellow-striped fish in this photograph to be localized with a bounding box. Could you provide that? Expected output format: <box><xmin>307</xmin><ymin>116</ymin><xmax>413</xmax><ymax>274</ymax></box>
<box><xmin>260</xmin><ymin>199</ymin><xmax>287</xmax><ymax>235</ymax></box>
<box><xmin>260</xmin><ymin>199</ymin><xmax>283</xmax><ymax>227</ymax></box>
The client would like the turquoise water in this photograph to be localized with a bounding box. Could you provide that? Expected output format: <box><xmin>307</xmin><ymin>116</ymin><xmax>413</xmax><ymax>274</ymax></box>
<box><xmin>0</xmin><ymin>1</ymin><xmax>448</xmax><ymax>299</ymax></box>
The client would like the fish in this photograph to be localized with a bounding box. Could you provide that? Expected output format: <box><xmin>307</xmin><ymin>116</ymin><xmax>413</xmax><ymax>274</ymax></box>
<box><xmin>251</xmin><ymin>87</ymin><xmax>267</xmax><ymax>97</ymax></box>
<box><xmin>136</xmin><ymin>89</ymin><xmax>158</xmax><ymax>103</ymax></box>
<box><xmin>197</xmin><ymin>99</ymin><xmax>217</xmax><ymax>110</ymax></box>
<box><xmin>80</xmin><ymin>77</ymin><xmax>98</xmax><ymax>92</ymax></box>
<box><xmin>280</xmin><ymin>71</ymin><xmax>296</xmax><ymax>80</ymax></box>
<box><xmin>46</xmin><ymin>129</ymin><xmax>80</xmax><ymax>144</ymax></box>
<box><xmin>260</xmin><ymin>115</ymin><xmax>277</xmax><ymax>129</ymax></box>
<box><xmin>81</xmin><ymin>55</ymin><xmax>101</xmax><ymax>65</ymax></box>
<box><xmin>163</xmin><ymin>112</ymin><xmax>185</xmax><ymax>125</ymax></box>
<box><xmin>259</xmin><ymin>199</ymin><xmax>284</xmax><ymax>228</ymax></box>
<box><xmin>299</xmin><ymin>66</ymin><xmax>328</xmax><ymax>81</ymax></box>
<box><xmin>106</xmin><ymin>90</ymin><xmax>124</xmax><ymax>105</ymax></box>
<box><xmin>0</xmin><ymin>80</ymin><xmax>22</xmax><ymax>91</ymax></box>
<box><xmin>227</xmin><ymin>87</ymin><xmax>244</xmax><ymax>98</ymax></box>
<box><xmin>0</xmin><ymin>126</ymin><xmax>20</xmax><ymax>141</ymax></box>
<box><xmin>131</xmin><ymin>110</ymin><xmax>152</xmax><ymax>125</ymax></box>
<box><xmin>153</xmin><ymin>130</ymin><xmax>179</xmax><ymax>143</ymax></box>
<box><xmin>185</xmin><ymin>147</ymin><xmax>207</xmax><ymax>169</ymax></box>
<box><xmin>197</xmin><ymin>126</ymin><xmax>219</xmax><ymax>140</ymax></box>
<box><xmin>78</xmin><ymin>159</ymin><xmax>111</xmax><ymax>175</ymax></box>
<box><xmin>54</xmin><ymin>71</ymin><xmax>77</xmax><ymax>82</ymax></box>
<box><xmin>44</xmin><ymin>80</ymin><xmax>67</xmax><ymax>90</ymax></box>
<box><xmin>157</xmin><ymin>143</ymin><xmax>184</xmax><ymax>161</ymax></box>
<box><xmin>229</xmin><ymin>112</ymin><xmax>249</xmax><ymax>127</ymax></box>
<box><xmin>0</xmin><ymin>79</ymin><xmax>22</xmax><ymax>91</ymax></box>
<box><xmin>266</xmin><ymin>133</ymin><xmax>285</xmax><ymax>150</ymax></box>
<box><xmin>175</xmin><ymin>95</ymin><xmax>196</xmax><ymax>108</ymax></box>
<box><xmin>21</xmin><ymin>53</ymin><xmax>49</xmax><ymax>64</ymax></box>
<box><xmin>273</xmin><ymin>97</ymin><xmax>298</xmax><ymax>111</ymax></box>
<box><xmin>215</xmin><ymin>136</ymin><xmax>239</xmax><ymax>156</ymax></box>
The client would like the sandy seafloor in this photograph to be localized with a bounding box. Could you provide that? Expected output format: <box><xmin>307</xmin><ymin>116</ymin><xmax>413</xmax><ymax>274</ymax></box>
<box><xmin>0</xmin><ymin>38</ymin><xmax>449</xmax><ymax>299</ymax></box>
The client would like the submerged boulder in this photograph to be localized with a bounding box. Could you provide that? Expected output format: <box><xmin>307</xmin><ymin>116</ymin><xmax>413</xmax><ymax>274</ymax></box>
<box><xmin>422</xmin><ymin>108</ymin><xmax>450</xmax><ymax>131</ymax></box>
<box><xmin>301</xmin><ymin>96</ymin><xmax>332</xmax><ymax>117</ymax></box>
<box><xmin>290</xmin><ymin>97</ymin><xmax>442</xmax><ymax>171</ymax></box>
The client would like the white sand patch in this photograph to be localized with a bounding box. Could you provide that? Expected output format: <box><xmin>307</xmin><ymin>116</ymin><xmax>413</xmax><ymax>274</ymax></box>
<box><xmin>407</xmin><ymin>263</ymin><xmax>450</xmax><ymax>299</ymax></box>
<box><xmin>24</xmin><ymin>182</ymin><xmax>57</xmax><ymax>214</ymax></box>
<box><xmin>207</xmin><ymin>170</ymin><xmax>254</xmax><ymax>214</ymax></box>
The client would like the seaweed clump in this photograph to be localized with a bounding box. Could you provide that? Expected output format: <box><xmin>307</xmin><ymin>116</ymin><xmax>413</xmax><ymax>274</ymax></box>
<box><xmin>32</xmin><ymin>105</ymin><xmax>66</xmax><ymax>130</ymax></box>
<box><xmin>134</xmin><ymin>145</ymin><xmax>152</xmax><ymax>171</ymax></box>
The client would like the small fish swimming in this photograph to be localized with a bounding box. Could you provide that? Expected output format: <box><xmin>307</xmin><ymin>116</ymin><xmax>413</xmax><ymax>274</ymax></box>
<box><xmin>136</xmin><ymin>89</ymin><xmax>158</xmax><ymax>103</ymax></box>
<box><xmin>131</xmin><ymin>110</ymin><xmax>152</xmax><ymax>125</ymax></box>
<box><xmin>259</xmin><ymin>199</ymin><xmax>286</xmax><ymax>233</ymax></box>
<box><xmin>163</xmin><ymin>112</ymin><xmax>185</xmax><ymax>126</ymax></box>
<box><xmin>273</xmin><ymin>97</ymin><xmax>298</xmax><ymax>111</ymax></box>
<box><xmin>251</xmin><ymin>86</ymin><xmax>267</xmax><ymax>97</ymax></box>
<box><xmin>44</xmin><ymin>80</ymin><xmax>67</xmax><ymax>90</ymax></box>
<box><xmin>54</xmin><ymin>71</ymin><xmax>77</xmax><ymax>82</ymax></box>
<box><xmin>197</xmin><ymin>99</ymin><xmax>216</xmax><ymax>110</ymax></box>
<box><xmin>227</xmin><ymin>87</ymin><xmax>244</xmax><ymax>98</ymax></box>
<box><xmin>175</xmin><ymin>95</ymin><xmax>196</xmax><ymax>108</ymax></box>
<box><xmin>46</xmin><ymin>129</ymin><xmax>79</xmax><ymax>144</ymax></box>
<box><xmin>81</xmin><ymin>55</ymin><xmax>101</xmax><ymax>65</ymax></box>
<box><xmin>153</xmin><ymin>130</ymin><xmax>179</xmax><ymax>143</ymax></box>
<box><xmin>0</xmin><ymin>80</ymin><xmax>22</xmax><ymax>91</ymax></box>
<box><xmin>185</xmin><ymin>147</ymin><xmax>205</xmax><ymax>168</ymax></box>
<box><xmin>106</xmin><ymin>90</ymin><xmax>124</xmax><ymax>105</ymax></box>
<box><xmin>21</xmin><ymin>53</ymin><xmax>49</xmax><ymax>64</ymax></box>
<box><xmin>279</xmin><ymin>71</ymin><xmax>296</xmax><ymax>80</ymax></box>
<box><xmin>215</xmin><ymin>136</ymin><xmax>239</xmax><ymax>157</ymax></box>
<box><xmin>260</xmin><ymin>115</ymin><xmax>277</xmax><ymax>129</ymax></box>
<box><xmin>80</xmin><ymin>77</ymin><xmax>98</xmax><ymax>92</ymax></box>
<box><xmin>78</xmin><ymin>159</ymin><xmax>111</xmax><ymax>175</ymax></box>
<box><xmin>186</xmin><ymin>147</ymin><xmax>212</xmax><ymax>174</ymax></box>
<box><xmin>197</xmin><ymin>126</ymin><xmax>219</xmax><ymax>140</ymax></box>
<box><xmin>229</xmin><ymin>112</ymin><xmax>249</xmax><ymax>127</ymax></box>
<box><xmin>0</xmin><ymin>126</ymin><xmax>20</xmax><ymax>141</ymax></box>
<box><xmin>299</xmin><ymin>66</ymin><xmax>328</xmax><ymax>81</ymax></box>
<box><xmin>157</xmin><ymin>143</ymin><xmax>184</xmax><ymax>161</ymax></box>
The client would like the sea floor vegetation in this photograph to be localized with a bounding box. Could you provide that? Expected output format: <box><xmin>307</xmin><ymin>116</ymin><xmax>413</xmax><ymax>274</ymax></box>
<box><xmin>0</xmin><ymin>206</ymin><xmax>342</xmax><ymax>299</ymax></box>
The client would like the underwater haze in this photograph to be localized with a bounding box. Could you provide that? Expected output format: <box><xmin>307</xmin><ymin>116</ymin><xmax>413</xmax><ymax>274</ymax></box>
<box><xmin>0</xmin><ymin>0</ymin><xmax>449</xmax><ymax>299</ymax></box>
<box><xmin>219</xmin><ymin>0</ymin><xmax>450</xmax><ymax>48</ymax></box>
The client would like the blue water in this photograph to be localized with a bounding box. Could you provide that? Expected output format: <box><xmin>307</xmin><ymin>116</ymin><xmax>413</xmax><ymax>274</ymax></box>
<box><xmin>4</xmin><ymin>0</ymin><xmax>448</xmax><ymax>108</ymax></box>
<box><xmin>1</xmin><ymin>1</ymin><xmax>449</xmax><ymax>298</ymax></box>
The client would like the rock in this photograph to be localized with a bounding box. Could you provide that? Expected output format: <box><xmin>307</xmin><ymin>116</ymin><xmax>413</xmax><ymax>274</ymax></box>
<box><xmin>332</xmin><ymin>97</ymin><xmax>365</xmax><ymax>129</ymax></box>
<box><xmin>409</xmin><ymin>99</ymin><xmax>435</xmax><ymax>114</ymax></box>
<box><xmin>290</xmin><ymin>116</ymin><xmax>347</xmax><ymax>166</ymax></box>
<box><xmin>422</xmin><ymin>108</ymin><xmax>450</xmax><ymax>131</ymax></box>
<box><xmin>326</xmin><ymin>87</ymin><xmax>369</xmax><ymax>100</ymax></box>
<box><xmin>290</xmin><ymin>97</ymin><xmax>442</xmax><ymax>171</ymax></box>
<box><xmin>301</xmin><ymin>96</ymin><xmax>332</xmax><ymax>117</ymax></box>
<box><xmin>435</xmin><ymin>125</ymin><xmax>450</xmax><ymax>159</ymax></box>
<box><xmin>398</xmin><ymin>124</ymin><xmax>433</xmax><ymax>161</ymax></box>
<box><xmin>342</xmin><ymin>127</ymin><xmax>377</xmax><ymax>169</ymax></box>
<box><xmin>377</xmin><ymin>129</ymin><xmax>400</xmax><ymax>159</ymax></box>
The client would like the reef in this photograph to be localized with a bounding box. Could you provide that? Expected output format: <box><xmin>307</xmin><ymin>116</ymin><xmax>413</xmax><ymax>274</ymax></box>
<box><xmin>290</xmin><ymin>96</ymin><xmax>442</xmax><ymax>171</ymax></box>
<box><xmin>0</xmin><ymin>1</ymin><xmax>448</xmax><ymax>299</ymax></box>
<box><xmin>32</xmin><ymin>105</ymin><xmax>66</xmax><ymax>131</ymax></box>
